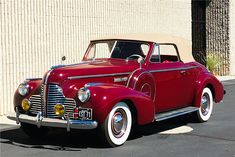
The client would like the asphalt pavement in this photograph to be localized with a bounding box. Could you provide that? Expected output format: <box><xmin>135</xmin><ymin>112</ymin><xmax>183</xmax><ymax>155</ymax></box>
<box><xmin>1</xmin><ymin>80</ymin><xmax>235</xmax><ymax>157</ymax></box>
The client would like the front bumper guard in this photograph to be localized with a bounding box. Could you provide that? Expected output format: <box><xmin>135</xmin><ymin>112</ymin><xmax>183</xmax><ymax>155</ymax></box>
<box><xmin>7</xmin><ymin>109</ymin><xmax>98</xmax><ymax>132</ymax></box>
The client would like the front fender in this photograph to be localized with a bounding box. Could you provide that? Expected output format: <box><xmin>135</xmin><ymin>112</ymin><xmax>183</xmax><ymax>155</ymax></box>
<box><xmin>194</xmin><ymin>72</ymin><xmax>224</xmax><ymax>107</ymax></box>
<box><xmin>14</xmin><ymin>79</ymin><xmax>43</xmax><ymax>110</ymax></box>
<box><xmin>127</xmin><ymin>68</ymin><xmax>156</xmax><ymax>101</ymax></box>
<box><xmin>83</xmin><ymin>83</ymin><xmax>155</xmax><ymax>125</ymax></box>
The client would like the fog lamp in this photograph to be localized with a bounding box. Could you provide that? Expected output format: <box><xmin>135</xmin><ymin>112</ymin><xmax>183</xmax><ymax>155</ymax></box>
<box><xmin>54</xmin><ymin>104</ymin><xmax>65</xmax><ymax>116</ymax></box>
<box><xmin>21</xmin><ymin>99</ymin><xmax>31</xmax><ymax>111</ymax></box>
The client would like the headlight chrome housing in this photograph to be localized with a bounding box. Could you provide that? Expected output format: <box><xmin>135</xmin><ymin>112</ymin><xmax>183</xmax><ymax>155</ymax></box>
<box><xmin>18</xmin><ymin>83</ymin><xmax>29</xmax><ymax>96</ymax></box>
<box><xmin>78</xmin><ymin>87</ymin><xmax>91</xmax><ymax>103</ymax></box>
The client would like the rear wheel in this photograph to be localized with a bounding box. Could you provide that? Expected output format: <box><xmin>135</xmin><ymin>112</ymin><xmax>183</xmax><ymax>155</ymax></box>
<box><xmin>101</xmin><ymin>102</ymin><xmax>132</xmax><ymax>147</ymax></box>
<box><xmin>21</xmin><ymin>122</ymin><xmax>48</xmax><ymax>139</ymax></box>
<box><xmin>196</xmin><ymin>87</ymin><xmax>213</xmax><ymax>122</ymax></box>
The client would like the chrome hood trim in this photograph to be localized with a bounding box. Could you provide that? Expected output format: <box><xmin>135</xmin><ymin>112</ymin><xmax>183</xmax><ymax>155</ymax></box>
<box><xmin>68</xmin><ymin>72</ymin><xmax>132</xmax><ymax>80</ymax></box>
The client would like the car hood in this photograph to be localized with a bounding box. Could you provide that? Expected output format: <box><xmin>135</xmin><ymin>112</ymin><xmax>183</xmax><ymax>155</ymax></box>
<box><xmin>44</xmin><ymin>59</ymin><xmax>139</xmax><ymax>84</ymax></box>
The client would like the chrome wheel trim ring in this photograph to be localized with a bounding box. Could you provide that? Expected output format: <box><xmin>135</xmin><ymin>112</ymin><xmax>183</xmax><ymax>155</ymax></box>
<box><xmin>201</xmin><ymin>93</ymin><xmax>210</xmax><ymax>116</ymax></box>
<box><xmin>111</xmin><ymin>109</ymin><xmax>127</xmax><ymax>138</ymax></box>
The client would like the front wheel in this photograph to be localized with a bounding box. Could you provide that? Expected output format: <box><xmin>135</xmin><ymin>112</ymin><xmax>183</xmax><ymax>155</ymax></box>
<box><xmin>196</xmin><ymin>87</ymin><xmax>214</xmax><ymax>122</ymax></box>
<box><xmin>101</xmin><ymin>102</ymin><xmax>132</xmax><ymax>147</ymax></box>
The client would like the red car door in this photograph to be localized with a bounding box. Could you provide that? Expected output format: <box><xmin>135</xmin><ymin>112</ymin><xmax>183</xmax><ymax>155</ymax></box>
<box><xmin>147</xmin><ymin>44</ymin><xmax>196</xmax><ymax>113</ymax></box>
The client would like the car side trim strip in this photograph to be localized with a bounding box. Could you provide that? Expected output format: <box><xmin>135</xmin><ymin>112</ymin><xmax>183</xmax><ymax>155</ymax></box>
<box><xmin>149</xmin><ymin>65</ymin><xmax>198</xmax><ymax>73</ymax></box>
<box><xmin>68</xmin><ymin>72</ymin><xmax>132</xmax><ymax>80</ymax></box>
<box><xmin>155</xmin><ymin>106</ymin><xmax>198</xmax><ymax>122</ymax></box>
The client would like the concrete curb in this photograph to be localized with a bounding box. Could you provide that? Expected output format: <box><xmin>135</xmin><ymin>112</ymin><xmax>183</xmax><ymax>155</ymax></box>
<box><xmin>216</xmin><ymin>75</ymin><xmax>235</xmax><ymax>82</ymax></box>
<box><xmin>0</xmin><ymin>115</ymin><xmax>17</xmax><ymax>126</ymax></box>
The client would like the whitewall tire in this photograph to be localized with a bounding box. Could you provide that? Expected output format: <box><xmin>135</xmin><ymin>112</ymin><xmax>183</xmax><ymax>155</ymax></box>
<box><xmin>196</xmin><ymin>87</ymin><xmax>213</xmax><ymax>122</ymax></box>
<box><xmin>102</xmin><ymin>102</ymin><xmax>132</xmax><ymax>147</ymax></box>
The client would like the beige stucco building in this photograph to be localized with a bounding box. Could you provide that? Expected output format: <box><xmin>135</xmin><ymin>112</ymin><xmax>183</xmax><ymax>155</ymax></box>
<box><xmin>0</xmin><ymin>0</ymin><xmax>234</xmax><ymax>115</ymax></box>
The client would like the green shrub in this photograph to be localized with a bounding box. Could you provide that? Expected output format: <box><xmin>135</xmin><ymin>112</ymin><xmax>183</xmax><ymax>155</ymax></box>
<box><xmin>206</xmin><ymin>52</ymin><xmax>221</xmax><ymax>75</ymax></box>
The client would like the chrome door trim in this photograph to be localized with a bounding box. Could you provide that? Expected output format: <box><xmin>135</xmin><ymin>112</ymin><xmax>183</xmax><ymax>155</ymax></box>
<box><xmin>149</xmin><ymin>66</ymin><xmax>198</xmax><ymax>73</ymax></box>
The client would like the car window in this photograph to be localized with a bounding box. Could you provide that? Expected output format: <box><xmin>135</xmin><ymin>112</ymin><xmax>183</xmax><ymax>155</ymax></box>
<box><xmin>150</xmin><ymin>45</ymin><xmax>160</xmax><ymax>62</ymax></box>
<box><xmin>88</xmin><ymin>43</ymin><xmax>113</xmax><ymax>59</ymax></box>
<box><xmin>111</xmin><ymin>41</ymin><xmax>149</xmax><ymax>59</ymax></box>
<box><xmin>84</xmin><ymin>40</ymin><xmax>150</xmax><ymax>61</ymax></box>
<box><xmin>141</xmin><ymin>44</ymin><xmax>150</xmax><ymax>56</ymax></box>
<box><xmin>159</xmin><ymin>44</ymin><xmax>179</xmax><ymax>62</ymax></box>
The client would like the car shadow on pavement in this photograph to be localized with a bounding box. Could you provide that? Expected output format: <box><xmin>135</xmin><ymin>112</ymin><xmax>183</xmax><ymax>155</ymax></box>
<box><xmin>0</xmin><ymin>113</ymin><xmax>196</xmax><ymax>150</ymax></box>
<box><xmin>0</xmin><ymin>126</ymin><xmax>105</xmax><ymax>150</ymax></box>
<box><xmin>129</xmin><ymin>113</ymin><xmax>196</xmax><ymax>140</ymax></box>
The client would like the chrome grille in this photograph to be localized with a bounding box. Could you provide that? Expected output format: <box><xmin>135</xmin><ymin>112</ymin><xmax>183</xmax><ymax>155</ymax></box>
<box><xmin>47</xmin><ymin>84</ymin><xmax>76</xmax><ymax>118</ymax></box>
<box><xmin>29</xmin><ymin>85</ymin><xmax>44</xmax><ymax>114</ymax></box>
<box><xmin>64</xmin><ymin>98</ymin><xmax>77</xmax><ymax>117</ymax></box>
<box><xmin>28</xmin><ymin>84</ymin><xmax>76</xmax><ymax>118</ymax></box>
<box><xmin>29</xmin><ymin>95</ymin><xmax>44</xmax><ymax>114</ymax></box>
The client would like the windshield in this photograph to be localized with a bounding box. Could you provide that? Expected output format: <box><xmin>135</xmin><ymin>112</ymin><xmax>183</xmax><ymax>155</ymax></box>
<box><xmin>83</xmin><ymin>40</ymin><xmax>150</xmax><ymax>61</ymax></box>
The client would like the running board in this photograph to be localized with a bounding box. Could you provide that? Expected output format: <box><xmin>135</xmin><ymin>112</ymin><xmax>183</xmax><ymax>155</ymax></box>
<box><xmin>155</xmin><ymin>106</ymin><xmax>198</xmax><ymax>122</ymax></box>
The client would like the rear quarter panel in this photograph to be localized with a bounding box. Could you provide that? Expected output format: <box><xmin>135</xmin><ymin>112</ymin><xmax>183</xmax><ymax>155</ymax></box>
<box><xmin>193</xmin><ymin>64</ymin><xmax>224</xmax><ymax>107</ymax></box>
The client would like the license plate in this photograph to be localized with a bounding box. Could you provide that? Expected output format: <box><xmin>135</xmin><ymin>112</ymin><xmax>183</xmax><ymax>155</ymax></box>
<box><xmin>73</xmin><ymin>108</ymin><xmax>92</xmax><ymax>120</ymax></box>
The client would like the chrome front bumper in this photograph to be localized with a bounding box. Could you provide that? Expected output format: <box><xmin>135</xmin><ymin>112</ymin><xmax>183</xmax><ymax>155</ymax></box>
<box><xmin>7</xmin><ymin>111</ymin><xmax>98</xmax><ymax>132</ymax></box>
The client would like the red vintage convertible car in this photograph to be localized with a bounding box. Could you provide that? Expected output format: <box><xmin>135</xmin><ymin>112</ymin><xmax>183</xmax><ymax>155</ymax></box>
<box><xmin>8</xmin><ymin>34</ymin><xmax>225</xmax><ymax>147</ymax></box>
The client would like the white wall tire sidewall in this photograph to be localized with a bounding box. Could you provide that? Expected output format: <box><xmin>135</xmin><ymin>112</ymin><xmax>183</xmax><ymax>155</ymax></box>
<box><xmin>198</xmin><ymin>87</ymin><xmax>213</xmax><ymax>122</ymax></box>
<box><xmin>107</xmin><ymin>102</ymin><xmax>132</xmax><ymax>146</ymax></box>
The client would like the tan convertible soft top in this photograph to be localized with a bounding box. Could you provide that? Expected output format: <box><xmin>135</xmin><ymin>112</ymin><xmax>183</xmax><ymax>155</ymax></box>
<box><xmin>91</xmin><ymin>34</ymin><xmax>195</xmax><ymax>63</ymax></box>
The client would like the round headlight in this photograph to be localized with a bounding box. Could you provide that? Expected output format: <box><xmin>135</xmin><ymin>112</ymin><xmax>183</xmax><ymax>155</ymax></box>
<box><xmin>78</xmin><ymin>87</ymin><xmax>90</xmax><ymax>103</ymax></box>
<box><xmin>21</xmin><ymin>99</ymin><xmax>31</xmax><ymax>111</ymax></box>
<box><xmin>54</xmin><ymin>104</ymin><xmax>65</xmax><ymax>116</ymax></box>
<box><xmin>18</xmin><ymin>83</ymin><xmax>29</xmax><ymax>96</ymax></box>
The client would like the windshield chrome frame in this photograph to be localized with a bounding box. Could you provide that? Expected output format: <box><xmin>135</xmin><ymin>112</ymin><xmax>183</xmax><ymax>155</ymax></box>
<box><xmin>82</xmin><ymin>40</ymin><xmax>151</xmax><ymax>61</ymax></box>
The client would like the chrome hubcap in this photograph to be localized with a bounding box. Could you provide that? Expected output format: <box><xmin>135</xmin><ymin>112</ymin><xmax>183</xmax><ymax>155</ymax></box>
<box><xmin>111</xmin><ymin>109</ymin><xmax>127</xmax><ymax>138</ymax></box>
<box><xmin>201</xmin><ymin>93</ymin><xmax>210</xmax><ymax>116</ymax></box>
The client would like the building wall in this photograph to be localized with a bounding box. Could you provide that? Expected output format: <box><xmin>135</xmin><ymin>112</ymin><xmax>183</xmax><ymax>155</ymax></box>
<box><xmin>191</xmin><ymin>1</ymin><xmax>206</xmax><ymax>65</ymax></box>
<box><xmin>206</xmin><ymin>0</ymin><xmax>230</xmax><ymax>76</ymax></box>
<box><xmin>0</xmin><ymin>0</ymin><xmax>192</xmax><ymax>115</ymax></box>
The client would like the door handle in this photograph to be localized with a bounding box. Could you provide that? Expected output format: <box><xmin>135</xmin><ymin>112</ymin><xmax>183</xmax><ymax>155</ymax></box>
<box><xmin>180</xmin><ymin>70</ymin><xmax>186</xmax><ymax>75</ymax></box>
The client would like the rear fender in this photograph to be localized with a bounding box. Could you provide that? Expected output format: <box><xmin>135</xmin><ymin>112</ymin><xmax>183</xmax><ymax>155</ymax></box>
<box><xmin>194</xmin><ymin>72</ymin><xmax>224</xmax><ymax>107</ymax></box>
<box><xmin>84</xmin><ymin>83</ymin><xmax>155</xmax><ymax>125</ymax></box>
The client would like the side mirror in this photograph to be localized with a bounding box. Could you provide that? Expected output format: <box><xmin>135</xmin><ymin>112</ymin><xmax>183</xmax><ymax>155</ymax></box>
<box><xmin>137</xmin><ymin>57</ymin><xmax>144</xmax><ymax>69</ymax></box>
<box><xmin>137</xmin><ymin>57</ymin><xmax>144</xmax><ymax>64</ymax></box>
